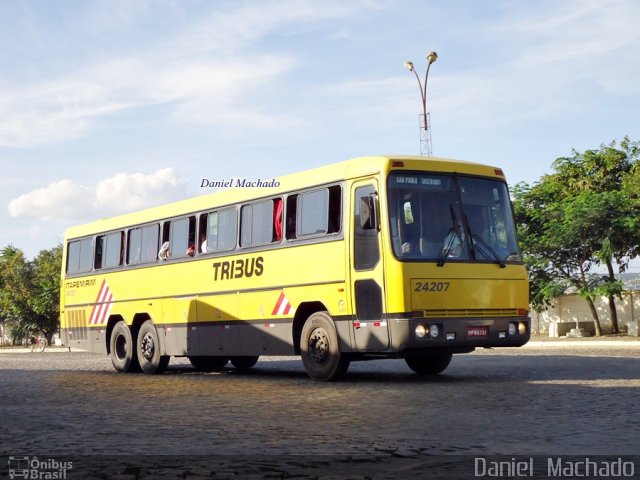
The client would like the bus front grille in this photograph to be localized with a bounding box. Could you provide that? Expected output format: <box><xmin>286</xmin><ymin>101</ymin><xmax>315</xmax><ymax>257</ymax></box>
<box><xmin>420</xmin><ymin>308</ymin><xmax>519</xmax><ymax>318</ymax></box>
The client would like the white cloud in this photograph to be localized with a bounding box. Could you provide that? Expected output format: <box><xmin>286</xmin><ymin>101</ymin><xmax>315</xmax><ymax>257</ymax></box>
<box><xmin>8</xmin><ymin>168</ymin><xmax>187</xmax><ymax>221</ymax></box>
<box><xmin>95</xmin><ymin>168</ymin><xmax>187</xmax><ymax>212</ymax></box>
<box><xmin>0</xmin><ymin>0</ymin><xmax>367</xmax><ymax>147</ymax></box>
<box><xmin>8</xmin><ymin>180</ymin><xmax>96</xmax><ymax>221</ymax></box>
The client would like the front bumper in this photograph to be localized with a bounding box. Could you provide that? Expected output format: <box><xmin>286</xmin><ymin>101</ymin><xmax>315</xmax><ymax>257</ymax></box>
<box><xmin>389</xmin><ymin>315</ymin><xmax>531</xmax><ymax>353</ymax></box>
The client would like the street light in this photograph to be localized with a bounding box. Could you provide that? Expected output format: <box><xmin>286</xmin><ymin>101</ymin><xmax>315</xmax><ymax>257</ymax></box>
<box><xmin>404</xmin><ymin>51</ymin><xmax>438</xmax><ymax>154</ymax></box>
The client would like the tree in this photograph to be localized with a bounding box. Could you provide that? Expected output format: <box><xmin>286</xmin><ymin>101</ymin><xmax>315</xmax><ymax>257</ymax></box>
<box><xmin>513</xmin><ymin>180</ymin><xmax>606</xmax><ymax>335</ymax></box>
<box><xmin>32</xmin><ymin>245</ymin><xmax>63</xmax><ymax>342</ymax></box>
<box><xmin>0</xmin><ymin>244</ymin><xmax>62</xmax><ymax>343</ymax></box>
<box><xmin>0</xmin><ymin>246</ymin><xmax>38</xmax><ymax>342</ymax></box>
<box><xmin>513</xmin><ymin>138</ymin><xmax>640</xmax><ymax>335</ymax></box>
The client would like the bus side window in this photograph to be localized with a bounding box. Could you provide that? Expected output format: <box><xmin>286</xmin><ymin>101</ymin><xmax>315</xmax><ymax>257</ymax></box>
<box><xmin>127</xmin><ymin>225</ymin><xmax>159</xmax><ymax>264</ymax></box>
<box><xmin>127</xmin><ymin>228</ymin><xmax>142</xmax><ymax>265</ymax></box>
<box><xmin>104</xmin><ymin>232</ymin><xmax>124</xmax><ymax>268</ymax></box>
<box><xmin>241</xmin><ymin>200</ymin><xmax>276</xmax><ymax>247</ymax></box>
<box><xmin>353</xmin><ymin>185</ymin><xmax>379</xmax><ymax>270</ymax></box>
<box><xmin>286</xmin><ymin>184</ymin><xmax>340</xmax><ymax>240</ymax></box>
<box><xmin>327</xmin><ymin>185</ymin><xmax>341</xmax><ymax>234</ymax></box>
<box><xmin>198</xmin><ymin>214</ymin><xmax>208</xmax><ymax>253</ymax></box>
<box><xmin>67</xmin><ymin>237</ymin><xmax>92</xmax><ymax>274</ymax></box>
<box><xmin>94</xmin><ymin>235</ymin><xmax>105</xmax><ymax>270</ymax></box>
<box><xmin>273</xmin><ymin>198</ymin><xmax>283</xmax><ymax>242</ymax></box>
<box><xmin>141</xmin><ymin>224</ymin><xmax>160</xmax><ymax>262</ymax></box>
<box><xmin>161</xmin><ymin>222</ymin><xmax>170</xmax><ymax>247</ymax></box>
<box><xmin>78</xmin><ymin>238</ymin><xmax>93</xmax><ymax>273</ymax></box>
<box><xmin>209</xmin><ymin>207</ymin><xmax>237</xmax><ymax>252</ymax></box>
<box><xmin>286</xmin><ymin>195</ymin><xmax>297</xmax><ymax>240</ymax></box>
<box><xmin>170</xmin><ymin>216</ymin><xmax>196</xmax><ymax>258</ymax></box>
<box><xmin>297</xmin><ymin>189</ymin><xmax>328</xmax><ymax>236</ymax></box>
<box><xmin>67</xmin><ymin>241</ymin><xmax>80</xmax><ymax>273</ymax></box>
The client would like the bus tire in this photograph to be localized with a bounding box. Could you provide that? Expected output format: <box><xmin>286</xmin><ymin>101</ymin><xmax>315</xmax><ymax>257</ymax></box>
<box><xmin>189</xmin><ymin>356</ymin><xmax>229</xmax><ymax>371</ymax></box>
<box><xmin>137</xmin><ymin>320</ymin><xmax>170</xmax><ymax>374</ymax></box>
<box><xmin>300</xmin><ymin>311</ymin><xmax>350</xmax><ymax>381</ymax></box>
<box><xmin>230</xmin><ymin>356</ymin><xmax>259</xmax><ymax>371</ymax></box>
<box><xmin>110</xmin><ymin>321</ymin><xmax>141</xmax><ymax>373</ymax></box>
<box><xmin>405</xmin><ymin>352</ymin><xmax>452</xmax><ymax>375</ymax></box>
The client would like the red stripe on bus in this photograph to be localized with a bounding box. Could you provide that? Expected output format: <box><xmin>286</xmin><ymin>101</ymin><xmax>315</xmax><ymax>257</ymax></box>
<box><xmin>88</xmin><ymin>280</ymin><xmax>107</xmax><ymax>324</ymax></box>
<box><xmin>98</xmin><ymin>292</ymin><xmax>113</xmax><ymax>325</ymax></box>
<box><xmin>272</xmin><ymin>292</ymin><xmax>285</xmax><ymax>315</ymax></box>
<box><xmin>92</xmin><ymin>282</ymin><xmax>111</xmax><ymax>325</ymax></box>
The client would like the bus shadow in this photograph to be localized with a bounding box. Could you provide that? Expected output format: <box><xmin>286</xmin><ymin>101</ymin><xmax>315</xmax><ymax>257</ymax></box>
<box><xmin>160</xmin><ymin>353</ymin><xmax>640</xmax><ymax>385</ymax></box>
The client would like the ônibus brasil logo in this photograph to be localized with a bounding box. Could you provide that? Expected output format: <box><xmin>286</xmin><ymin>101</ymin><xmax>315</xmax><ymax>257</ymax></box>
<box><xmin>8</xmin><ymin>456</ymin><xmax>72</xmax><ymax>479</ymax></box>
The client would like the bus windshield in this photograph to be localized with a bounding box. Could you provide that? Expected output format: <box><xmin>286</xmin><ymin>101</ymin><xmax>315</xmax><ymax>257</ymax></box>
<box><xmin>387</xmin><ymin>172</ymin><xmax>521</xmax><ymax>265</ymax></box>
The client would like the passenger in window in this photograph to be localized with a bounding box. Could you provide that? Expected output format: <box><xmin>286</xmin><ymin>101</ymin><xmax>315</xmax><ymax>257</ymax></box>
<box><xmin>158</xmin><ymin>242</ymin><xmax>171</xmax><ymax>260</ymax></box>
<box><xmin>401</xmin><ymin>241</ymin><xmax>413</xmax><ymax>255</ymax></box>
<box><xmin>199</xmin><ymin>233</ymin><xmax>208</xmax><ymax>253</ymax></box>
<box><xmin>186</xmin><ymin>243</ymin><xmax>196</xmax><ymax>257</ymax></box>
<box><xmin>441</xmin><ymin>230</ymin><xmax>464</xmax><ymax>258</ymax></box>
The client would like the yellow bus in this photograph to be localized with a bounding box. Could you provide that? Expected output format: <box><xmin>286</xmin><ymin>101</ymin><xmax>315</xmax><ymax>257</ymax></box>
<box><xmin>60</xmin><ymin>155</ymin><xmax>530</xmax><ymax>381</ymax></box>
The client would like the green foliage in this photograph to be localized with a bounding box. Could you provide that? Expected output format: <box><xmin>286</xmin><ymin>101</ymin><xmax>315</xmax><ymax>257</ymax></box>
<box><xmin>0</xmin><ymin>245</ymin><xmax>62</xmax><ymax>343</ymax></box>
<box><xmin>513</xmin><ymin>137</ymin><xmax>640</xmax><ymax>333</ymax></box>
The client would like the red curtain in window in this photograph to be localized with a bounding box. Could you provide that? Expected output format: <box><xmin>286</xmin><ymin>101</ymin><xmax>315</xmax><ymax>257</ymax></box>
<box><xmin>273</xmin><ymin>198</ymin><xmax>283</xmax><ymax>241</ymax></box>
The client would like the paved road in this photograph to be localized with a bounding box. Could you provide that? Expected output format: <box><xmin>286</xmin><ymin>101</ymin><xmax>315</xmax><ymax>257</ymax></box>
<box><xmin>1</xmin><ymin>345</ymin><xmax>639</xmax><ymax>479</ymax></box>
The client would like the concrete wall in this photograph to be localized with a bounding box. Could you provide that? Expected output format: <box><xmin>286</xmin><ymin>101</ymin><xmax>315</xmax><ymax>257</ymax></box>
<box><xmin>531</xmin><ymin>290</ymin><xmax>640</xmax><ymax>336</ymax></box>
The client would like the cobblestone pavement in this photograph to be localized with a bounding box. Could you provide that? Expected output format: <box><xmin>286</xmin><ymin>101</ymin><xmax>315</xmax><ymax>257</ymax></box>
<box><xmin>1</xmin><ymin>346</ymin><xmax>639</xmax><ymax>479</ymax></box>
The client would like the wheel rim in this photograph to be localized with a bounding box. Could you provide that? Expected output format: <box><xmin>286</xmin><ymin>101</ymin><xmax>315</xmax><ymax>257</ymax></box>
<box><xmin>115</xmin><ymin>333</ymin><xmax>128</xmax><ymax>360</ymax></box>
<box><xmin>141</xmin><ymin>332</ymin><xmax>155</xmax><ymax>361</ymax></box>
<box><xmin>308</xmin><ymin>328</ymin><xmax>330</xmax><ymax>364</ymax></box>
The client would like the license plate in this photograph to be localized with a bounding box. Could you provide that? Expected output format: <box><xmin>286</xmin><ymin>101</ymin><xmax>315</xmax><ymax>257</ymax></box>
<box><xmin>467</xmin><ymin>326</ymin><xmax>488</xmax><ymax>337</ymax></box>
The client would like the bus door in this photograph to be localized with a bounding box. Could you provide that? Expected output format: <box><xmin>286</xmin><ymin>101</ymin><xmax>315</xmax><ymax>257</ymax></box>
<box><xmin>350</xmin><ymin>180</ymin><xmax>389</xmax><ymax>350</ymax></box>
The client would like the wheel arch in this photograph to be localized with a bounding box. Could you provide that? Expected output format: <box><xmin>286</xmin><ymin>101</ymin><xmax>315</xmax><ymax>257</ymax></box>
<box><xmin>292</xmin><ymin>301</ymin><xmax>329</xmax><ymax>355</ymax></box>
<box><xmin>105</xmin><ymin>314</ymin><xmax>126</xmax><ymax>355</ymax></box>
<box><xmin>106</xmin><ymin>312</ymin><xmax>164</xmax><ymax>355</ymax></box>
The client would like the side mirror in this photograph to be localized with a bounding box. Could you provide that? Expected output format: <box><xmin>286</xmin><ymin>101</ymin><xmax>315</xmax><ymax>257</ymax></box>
<box><xmin>359</xmin><ymin>194</ymin><xmax>379</xmax><ymax>230</ymax></box>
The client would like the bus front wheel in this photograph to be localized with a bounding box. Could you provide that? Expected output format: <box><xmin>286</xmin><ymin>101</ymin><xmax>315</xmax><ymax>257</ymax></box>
<box><xmin>300</xmin><ymin>311</ymin><xmax>350</xmax><ymax>381</ymax></box>
<box><xmin>109</xmin><ymin>321</ymin><xmax>140</xmax><ymax>373</ymax></box>
<box><xmin>137</xmin><ymin>320</ymin><xmax>170</xmax><ymax>374</ymax></box>
<box><xmin>405</xmin><ymin>352</ymin><xmax>452</xmax><ymax>375</ymax></box>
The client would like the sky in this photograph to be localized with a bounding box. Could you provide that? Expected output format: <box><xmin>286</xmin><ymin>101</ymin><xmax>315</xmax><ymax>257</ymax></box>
<box><xmin>2</xmin><ymin>0</ymin><xmax>640</xmax><ymax>265</ymax></box>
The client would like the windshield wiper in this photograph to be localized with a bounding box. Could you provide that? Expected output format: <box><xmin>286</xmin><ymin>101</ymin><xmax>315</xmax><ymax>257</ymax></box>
<box><xmin>437</xmin><ymin>204</ymin><xmax>461</xmax><ymax>267</ymax></box>
<box><xmin>471</xmin><ymin>233</ymin><xmax>506</xmax><ymax>268</ymax></box>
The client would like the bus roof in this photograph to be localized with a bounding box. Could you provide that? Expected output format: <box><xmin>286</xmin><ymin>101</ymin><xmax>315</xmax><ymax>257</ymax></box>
<box><xmin>63</xmin><ymin>155</ymin><xmax>505</xmax><ymax>239</ymax></box>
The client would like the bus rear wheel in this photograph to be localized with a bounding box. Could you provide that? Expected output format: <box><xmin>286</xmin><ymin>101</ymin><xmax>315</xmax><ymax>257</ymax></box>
<box><xmin>109</xmin><ymin>321</ymin><xmax>141</xmax><ymax>373</ymax></box>
<box><xmin>405</xmin><ymin>352</ymin><xmax>452</xmax><ymax>375</ymax></box>
<box><xmin>300</xmin><ymin>311</ymin><xmax>350</xmax><ymax>381</ymax></box>
<box><xmin>189</xmin><ymin>356</ymin><xmax>229</xmax><ymax>371</ymax></box>
<box><xmin>230</xmin><ymin>356</ymin><xmax>259</xmax><ymax>371</ymax></box>
<box><xmin>137</xmin><ymin>320</ymin><xmax>170</xmax><ymax>374</ymax></box>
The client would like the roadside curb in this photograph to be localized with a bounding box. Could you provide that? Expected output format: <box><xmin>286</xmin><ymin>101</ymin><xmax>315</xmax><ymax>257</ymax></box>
<box><xmin>0</xmin><ymin>347</ymin><xmax>87</xmax><ymax>354</ymax></box>
<box><xmin>525</xmin><ymin>340</ymin><xmax>640</xmax><ymax>348</ymax></box>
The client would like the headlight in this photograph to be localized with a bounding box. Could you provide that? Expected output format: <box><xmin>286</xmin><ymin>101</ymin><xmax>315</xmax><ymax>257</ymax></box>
<box><xmin>508</xmin><ymin>323</ymin><xmax>517</xmax><ymax>336</ymax></box>
<box><xmin>429</xmin><ymin>324</ymin><xmax>440</xmax><ymax>338</ymax></box>
<box><xmin>415</xmin><ymin>324</ymin><xmax>427</xmax><ymax>338</ymax></box>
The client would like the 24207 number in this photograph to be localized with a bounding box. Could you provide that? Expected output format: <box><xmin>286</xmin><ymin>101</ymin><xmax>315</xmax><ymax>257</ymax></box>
<box><xmin>414</xmin><ymin>281</ymin><xmax>451</xmax><ymax>292</ymax></box>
